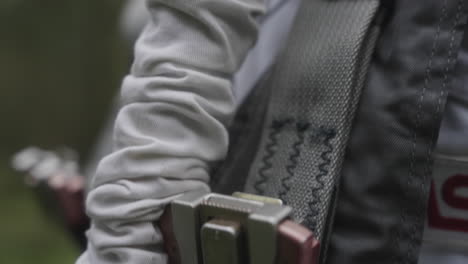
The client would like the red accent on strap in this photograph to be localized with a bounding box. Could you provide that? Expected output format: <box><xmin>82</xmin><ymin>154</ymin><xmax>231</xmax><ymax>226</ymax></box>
<box><xmin>428</xmin><ymin>181</ymin><xmax>468</xmax><ymax>233</ymax></box>
<box><xmin>277</xmin><ymin>220</ymin><xmax>320</xmax><ymax>264</ymax></box>
<box><xmin>442</xmin><ymin>174</ymin><xmax>468</xmax><ymax>210</ymax></box>
<box><xmin>158</xmin><ymin>208</ymin><xmax>182</xmax><ymax>264</ymax></box>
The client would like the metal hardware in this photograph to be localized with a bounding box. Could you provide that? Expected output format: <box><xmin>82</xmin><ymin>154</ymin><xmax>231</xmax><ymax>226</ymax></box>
<box><xmin>248</xmin><ymin>204</ymin><xmax>292</xmax><ymax>264</ymax></box>
<box><xmin>171</xmin><ymin>189</ymin><xmax>210</xmax><ymax>264</ymax></box>
<box><xmin>201</xmin><ymin>219</ymin><xmax>243</xmax><ymax>264</ymax></box>
<box><xmin>169</xmin><ymin>191</ymin><xmax>318</xmax><ymax>264</ymax></box>
<box><xmin>232</xmin><ymin>192</ymin><xmax>283</xmax><ymax>205</ymax></box>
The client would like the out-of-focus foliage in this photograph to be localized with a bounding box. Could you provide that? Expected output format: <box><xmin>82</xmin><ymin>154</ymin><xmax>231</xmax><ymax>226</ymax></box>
<box><xmin>0</xmin><ymin>166</ymin><xmax>79</xmax><ymax>263</ymax></box>
<box><xmin>0</xmin><ymin>0</ymin><xmax>128</xmax><ymax>158</ymax></box>
<box><xmin>0</xmin><ymin>0</ymin><xmax>130</xmax><ymax>263</ymax></box>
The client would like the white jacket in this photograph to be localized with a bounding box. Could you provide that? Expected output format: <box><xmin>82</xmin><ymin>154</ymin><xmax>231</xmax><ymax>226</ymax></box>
<box><xmin>78</xmin><ymin>0</ymin><xmax>468</xmax><ymax>263</ymax></box>
<box><xmin>77</xmin><ymin>0</ymin><xmax>298</xmax><ymax>263</ymax></box>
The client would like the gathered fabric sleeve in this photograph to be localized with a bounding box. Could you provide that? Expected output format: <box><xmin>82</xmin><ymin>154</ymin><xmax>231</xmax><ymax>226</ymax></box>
<box><xmin>76</xmin><ymin>0</ymin><xmax>267</xmax><ymax>263</ymax></box>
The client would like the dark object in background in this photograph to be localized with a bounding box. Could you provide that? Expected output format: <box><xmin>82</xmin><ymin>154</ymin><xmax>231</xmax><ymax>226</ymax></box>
<box><xmin>11</xmin><ymin>147</ymin><xmax>89</xmax><ymax>251</ymax></box>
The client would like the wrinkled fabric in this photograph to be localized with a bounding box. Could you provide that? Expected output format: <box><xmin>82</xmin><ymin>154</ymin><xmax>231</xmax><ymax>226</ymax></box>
<box><xmin>327</xmin><ymin>1</ymin><xmax>468</xmax><ymax>264</ymax></box>
<box><xmin>77</xmin><ymin>0</ymin><xmax>267</xmax><ymax>263</ymax></box>
<box><xmin>419</xmin><ymin>26</ymin><xmax>468</xmax><ymax>264</ymax></box>
<box><xmin>120</xmin><ymin>0</ymin><xmax>149</xmax><ymax>44</ymax></box>
<box><xmin>419</xmin><ymin>155</ymin><xmax>468</xmax><ymax>264</ymax></box>
<box><xmin>437</xmin><ymin>31</ymin><xmax>468</xmax><ymax>156</ymax></box>
<box><xmin>419</xmin><ymin>241</ymin><xmax>468</xmax><ymax>264</ymax></box>
<box><xmin>78</xmin><ymin>0</ymin><xmax>468</xmax><ymax>263</ymax></box>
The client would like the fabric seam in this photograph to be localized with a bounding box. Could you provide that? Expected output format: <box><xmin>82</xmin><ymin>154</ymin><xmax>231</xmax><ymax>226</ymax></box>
<box><xmin>413</xmin><ymin>0</ymin><xmax>465</xmax><ymax>261</ymax></box>
<box><xmin>398</xmin><ymin>1</ymin><xmax>448</xmax><ymax>263</ymax></box>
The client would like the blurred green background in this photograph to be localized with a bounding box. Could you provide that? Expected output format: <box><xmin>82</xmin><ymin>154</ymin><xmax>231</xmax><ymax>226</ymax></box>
<box><xmin>0</xmin><ymin>0</ymin><xmax>131</xmax><ymax>262</ymax></box>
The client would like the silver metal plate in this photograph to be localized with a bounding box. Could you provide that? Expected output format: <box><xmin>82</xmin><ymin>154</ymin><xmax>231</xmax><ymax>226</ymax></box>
<box><xmin>248</xmin><ymin>204</ymin><xmax>292</xmax><ymax>264</ymax></box>
<box><xmin>171</xmin><ymin>191</ymin><xmax>292</xmax><ymax>264</ymax></box>
<box><xmin>201</xmin><ymin>219</ymin><xmax>244</xmax><ymax>264</ymax></box>
<box><xmin>171</xmin><ymin>189</ymin><xmax>210</xmax><ymax>264</ymax></box>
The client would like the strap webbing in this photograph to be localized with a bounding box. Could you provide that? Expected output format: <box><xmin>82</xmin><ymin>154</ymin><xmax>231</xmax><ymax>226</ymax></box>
<box><xmin>243</xmin><ymin>0</ymin><xmax>380</xmax><ymax>245</ymax></box>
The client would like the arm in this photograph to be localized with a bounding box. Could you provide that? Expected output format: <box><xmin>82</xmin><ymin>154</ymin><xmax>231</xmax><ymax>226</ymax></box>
<box><xmin>77</xmin><ymin>0</ymin><xmax>267</xmax><ymax>263</ymax></box>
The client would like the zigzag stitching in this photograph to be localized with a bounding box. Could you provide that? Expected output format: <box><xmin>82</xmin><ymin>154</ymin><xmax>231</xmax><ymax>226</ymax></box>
<box><xmin>279</xmin><ymin>122</ymin><xmax>310</xmax><ymax>201</ymax></box>
<box><xmin>304</xmin><ymin>127</ymin><xmax>336</xmax><ymax>231</ymax></box>
<box><xmin>254</xmin><ymin>119</ymin><xmax>292</xmax><ymax>195</ymax></box>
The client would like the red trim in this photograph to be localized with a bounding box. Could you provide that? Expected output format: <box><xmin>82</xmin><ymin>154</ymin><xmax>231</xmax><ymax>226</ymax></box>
<box><xmin>442</xmin><ymin>174</ymin><xmax>468</xmax><ymax>210</ymax></box>
<box><xmin>428</xmin><ymin>181</ymin><xmax>468</xmax><ymax>233</ymax></box>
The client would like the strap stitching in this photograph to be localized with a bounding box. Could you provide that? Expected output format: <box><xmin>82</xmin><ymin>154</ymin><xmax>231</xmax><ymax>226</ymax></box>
<box><xmin>279</xmin><ymin>122</ymin><xmax>311</xmax><ymax>201</ymax></box>
<box><xmin>254</xmin><ymin>119</ymin><xmax>292</xmax><ymax>194</ymax></box>
<box><xmin>254</xmin><ymin>118</ymin><xmax>337</xmax><ymax>231</ymax></box>
<box><xmin>304</xmin><ymin>127</ymin><xmax>336</xmax><ymax>231</ymax></box>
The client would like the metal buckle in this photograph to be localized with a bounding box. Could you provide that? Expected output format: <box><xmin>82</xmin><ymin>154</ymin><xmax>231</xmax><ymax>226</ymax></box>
<box><xmin>169</xmin><ymin>190</ymin><xmax>319</xmax><ymax>264</ymax></box>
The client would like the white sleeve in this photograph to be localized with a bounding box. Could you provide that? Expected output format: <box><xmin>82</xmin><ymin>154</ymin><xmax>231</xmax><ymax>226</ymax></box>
<box><xmin>76</xmin><ymin>0</ymin><xmax>267</xmax><ymax>263</ymax></box>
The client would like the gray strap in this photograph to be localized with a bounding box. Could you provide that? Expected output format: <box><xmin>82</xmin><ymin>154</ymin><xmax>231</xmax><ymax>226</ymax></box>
<box><xmin>244</xmin><ymin>0</ymin><xmax>381</xmax><ymax>245</ymax></box>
